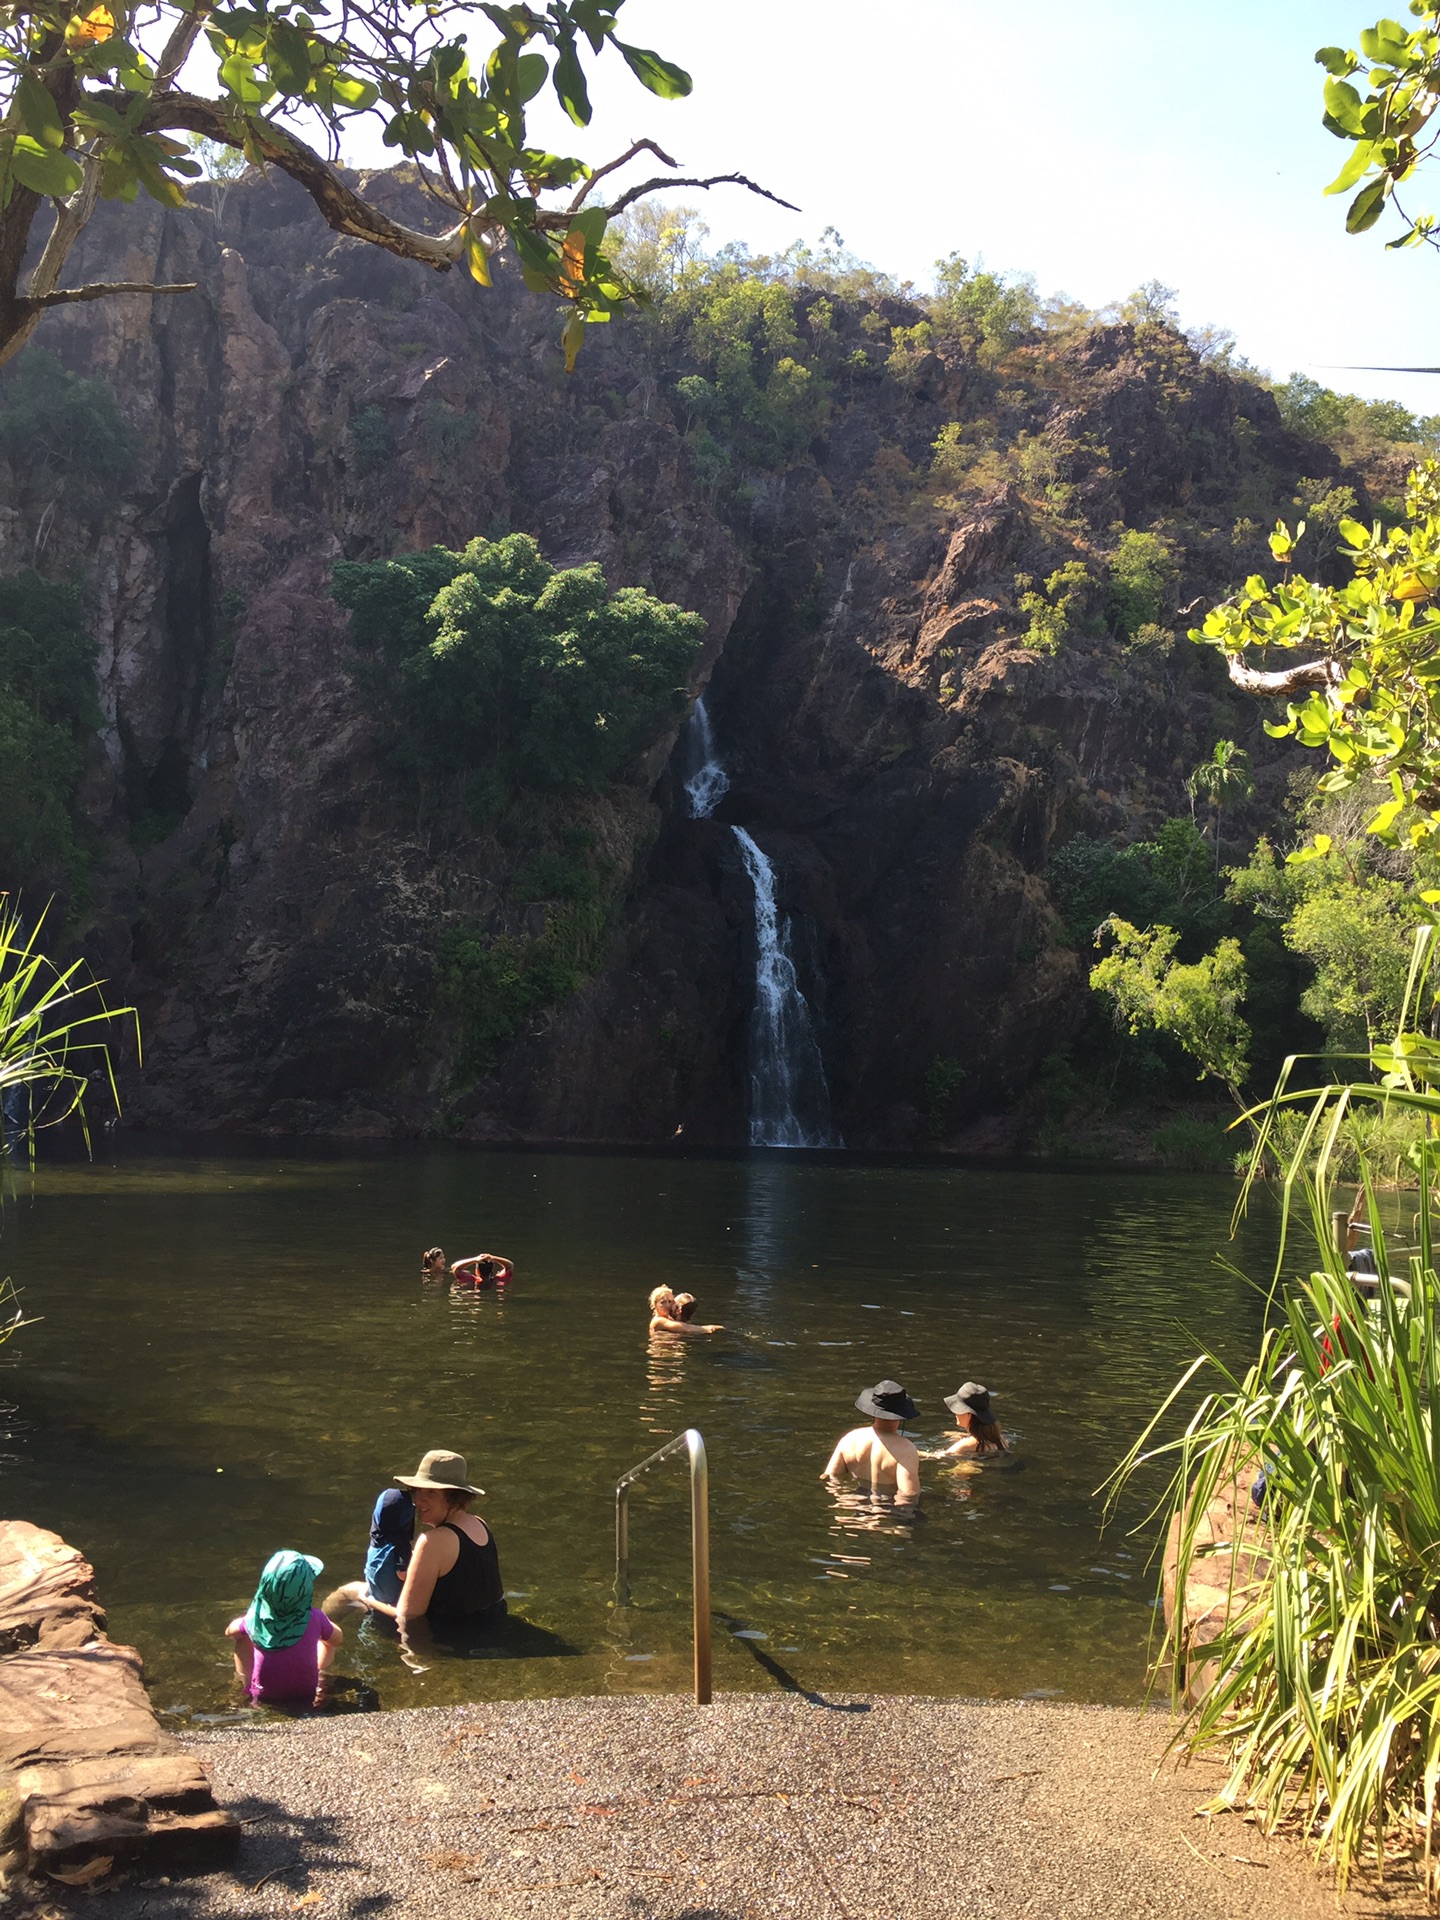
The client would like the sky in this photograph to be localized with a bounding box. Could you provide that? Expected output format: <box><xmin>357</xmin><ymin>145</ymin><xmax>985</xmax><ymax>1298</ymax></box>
<box><xmin>341</xmin><ymin>0</ymin><xmax>1440</xmax><ymax>413</ymax></box>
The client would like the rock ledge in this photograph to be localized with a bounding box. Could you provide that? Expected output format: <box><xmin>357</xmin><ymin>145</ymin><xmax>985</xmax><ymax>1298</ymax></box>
<box><xmin>0</xmin><ymin>1521</ymin><xmax>239</xmax><ymax>1886</ymax></box>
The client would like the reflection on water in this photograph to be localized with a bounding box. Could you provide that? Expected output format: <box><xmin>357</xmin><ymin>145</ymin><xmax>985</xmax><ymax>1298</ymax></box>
<box><xmin>0</xmin><ymin>1142</ymin><xmax>1289</xmax><ymax>1719</ymax></box>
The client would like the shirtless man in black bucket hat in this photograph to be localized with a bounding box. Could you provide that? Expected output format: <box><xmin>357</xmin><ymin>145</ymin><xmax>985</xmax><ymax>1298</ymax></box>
<box><xmin>821</xmin><ymin>1381</ymin><xmax>921</xmax><ymax>1502</ymax></box>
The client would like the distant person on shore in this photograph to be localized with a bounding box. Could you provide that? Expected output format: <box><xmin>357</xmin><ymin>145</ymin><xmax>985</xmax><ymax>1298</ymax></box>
<box><xmin>226</xmin><ymin>1550</ymin><xmax>340</xmax><ymax>1706</ymax></box>
<box><xmin>940</xmin><ymin>1382</ymin><xmax>1008</xmax><ymax>1459</ymax></box>
<box><xmin>648</xmin><ymin>1284</ymin><xmax>723</xmax><ymax>1336</ymax></box>
<box><xmin>362</xmin><ymin>1450</ymin><xmax>505</xmax><ymax>1634</ymax></box>
<box><xmin>422</xmin><ymin>1247</ymin><xmax>447</xmax><ymax>1277</ymax></box>
<box><xmin>822</xmin><ymin>1381</ymin><xmax>921</xmax><ymax>1501</ymax></box>
<box><xmin>451</xmin><ymin>1252</ymin><xmax>515</xmax><ymax>1287</ymax></box>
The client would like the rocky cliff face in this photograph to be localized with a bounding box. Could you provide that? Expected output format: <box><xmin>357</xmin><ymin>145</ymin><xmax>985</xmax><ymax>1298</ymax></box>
<box><xmin>9</xmin><ymin>172</ymin><xmax>1343</xmax><ymax>1149</ymax></box>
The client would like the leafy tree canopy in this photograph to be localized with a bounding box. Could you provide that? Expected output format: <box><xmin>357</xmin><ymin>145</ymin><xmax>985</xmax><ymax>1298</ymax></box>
<box><xmin>1090</xmin><ymin>917</ymin><xmax>1251</xmax><ymax>1102</ymax></box>
<box><xmin>1193</xmin><ymin>460</ymin><xmax>1440</xmax><ymax>848</ymax></box>
<box><xmin>1315</xmin><ymin>5</ymin><xmax>1440</xmax><ymax>249</ymax></box>
<box><xmin>1229</xmin><ymin>830</ymin><xmax>1433</xmax><ymax>1051</ymax></box>
<box><xmin>333</xmin><ymin>531</ymin><xmax>704</xmax><ymax>809</ymax></box>
<box><xmin>0</xmin><ymin>0</ymin><xmax>787</xmax><ymax>369</ymax></box>
<box><xmin>1273</xmin><ymin>372</ymin><xmax>1439</xmax><ymax>448</ymax></box>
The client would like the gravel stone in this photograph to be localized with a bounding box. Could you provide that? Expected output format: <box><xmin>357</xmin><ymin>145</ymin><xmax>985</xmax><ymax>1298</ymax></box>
<box><xmin>16</xmin><ymin>1693</ymin><xmax>1426</xmax><ymax>1918</ymax></box>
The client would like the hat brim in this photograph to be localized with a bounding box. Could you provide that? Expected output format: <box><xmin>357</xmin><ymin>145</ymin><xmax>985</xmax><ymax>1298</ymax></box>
<box><xmin>854</xmin><ymin>1391</ymin><xmax>918</xmax><ymax>1421</ymax></box>
<box><xmin>943</xmin><ymin>1393</ymin><xmax>993</xmax><ymax>1420</ymax></box>
<box><xmin>395</xmin><ymin>1474</ymin><xmax>484</xmax><ymax>1496</ymax></box>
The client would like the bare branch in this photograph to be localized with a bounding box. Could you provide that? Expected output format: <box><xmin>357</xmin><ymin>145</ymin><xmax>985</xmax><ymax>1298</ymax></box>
<box><xmin>28</xmin><ymin>280</ymin><xmax>199</xmax><ymax>308</ymax></box>
<box><xmin>1223</xmin><ymin>656</ymin><xmax>1340</xmax><ymax>697</ymax></box>
<box><xmin>598</xmin><ymin>171</ymin><xmax>801</xmax><ymax>221</ymax></box>
<box><xmin>154</xmin><ymin>2</ymin><xmax>213</xmax><ymax>93</ymax></box>
<box><xmin>568</xmin><ymin>138</ymin><xmax>678</xmax><ymax>213</ymax></box>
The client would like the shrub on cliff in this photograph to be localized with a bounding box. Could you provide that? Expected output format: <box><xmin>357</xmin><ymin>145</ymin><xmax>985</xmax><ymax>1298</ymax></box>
<box><xmin>0</xmin><ymin>352</ymin><xmax>136</xmax><ymax>502</ymax></box>
<box><xmin>0</xmin><ymin>571</ymin><xmax>101</xmax><ymax>891</ymax></box>
<box><xmin>334</xmin><ymin>532</ymin><xmax>704</xmax><ymax>813</ymax></box>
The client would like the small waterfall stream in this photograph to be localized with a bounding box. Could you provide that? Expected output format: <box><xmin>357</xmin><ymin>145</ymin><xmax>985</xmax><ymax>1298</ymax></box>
<box><xmin>680</xmin><ymin>698</ymin><xmax>841</xmax><ymax>1148</ymax></box>
<box><xmin>681</xmin><ymin>695</ymin><xmax>730</xmax><ymax>820</ymax></box>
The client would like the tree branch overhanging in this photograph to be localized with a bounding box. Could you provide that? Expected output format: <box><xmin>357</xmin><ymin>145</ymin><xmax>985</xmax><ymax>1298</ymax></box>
<box><xmin>29</xmin><ymin>281</ymin><xmax>199</xmax><ymax>309</ymax></box>
<box><xmin>1222</xmin><ymin>655</ymin><xmax>1342</xmax><ymax>697</ymax></box>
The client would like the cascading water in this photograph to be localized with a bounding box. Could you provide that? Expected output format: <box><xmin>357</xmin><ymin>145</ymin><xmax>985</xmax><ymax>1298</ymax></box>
<box><xmin>679</xmin><ymin>696</ymin><xmax>841</xmax><ymax>1147</ymax></box>
<box><xmin>730</xmin><ymin>826</ymin><xmax>842</xmax><ymax>1149</ymax></box>
<box><xmin>681</xmin><ymin>694</ymin><xmax>730</xmax><ymax>820</ymax></box>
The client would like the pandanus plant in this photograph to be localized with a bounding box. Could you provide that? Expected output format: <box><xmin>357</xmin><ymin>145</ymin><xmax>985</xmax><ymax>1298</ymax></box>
<box><xmin>0</xmin><ymin>892</ymin><xmax>134</xmax><ymax>1164</ymax></box>
<box><xmin>1110</xmin><ymin>923</ymin><xmax>1440</xmax><ymax>1897</ymax></box>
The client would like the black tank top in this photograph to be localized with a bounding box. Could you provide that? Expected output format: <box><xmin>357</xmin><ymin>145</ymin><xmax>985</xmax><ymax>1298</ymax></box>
<box><xmin>426</xmin><ymin>1521</ymin><xmax>504</xmax><ymax>1624</ymax></box>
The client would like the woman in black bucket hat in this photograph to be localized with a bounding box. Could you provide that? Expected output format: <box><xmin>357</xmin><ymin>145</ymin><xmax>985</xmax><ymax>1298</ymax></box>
<box><xmin>941</xmin><ymin>1382</ymin><xmax>1008</xmax><ymax>1459</ymax></box>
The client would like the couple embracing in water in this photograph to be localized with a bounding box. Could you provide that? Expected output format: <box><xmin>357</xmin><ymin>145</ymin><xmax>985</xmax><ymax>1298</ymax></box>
<box><xmin>823</xmin><ymin>1379</ymin><xmax>1007</xmax><ymax>1501</ymax></box>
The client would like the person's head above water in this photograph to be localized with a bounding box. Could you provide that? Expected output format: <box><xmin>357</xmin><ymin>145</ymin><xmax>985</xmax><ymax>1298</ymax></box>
<box><xmin>854</xmin><ymin>1380</ymin><xmax>918</xmax><ymax>1427</ymax></box>
<box><xmin>945</xmin><ymin>1381</ymin><xmax>1006</xmax><ymax>1452</ymax></box>
<box><xmin>371</xmin><ymin>1486</ymin><xmax>415</xmax><ymax>1548</ymax></box>
<box><xmin>672</xmin><ymin>1293</ymin><xmax>698</xmax><ymax>1321</ymax></box>
<box><xmin>244</xmin><ymin>1549</ymin><xmax>323</xmax><ymax>1651</ymax></box>
<box><xmin>422</xmin><ymin>1247</ymin><xmax>446</xmax><ymax>1274</ymax></box>
<box><xmin>944</xmin><ymin>1382</ymin><xmax>994</xmax><ymax>1425</ymax></box>
<box><xmin>648</xmin><ymin>1285</ymin><xmax>677</xmax><ymax>1317</ymax></box>
<box><xmin>396</xmin><ymin>1448</ymin><xmax>483</xmax><ymax>1524</ymax></box>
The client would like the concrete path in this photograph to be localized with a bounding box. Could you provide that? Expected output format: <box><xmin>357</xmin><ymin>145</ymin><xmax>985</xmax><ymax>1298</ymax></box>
<box><xmin>26</xmin><ymin>1693</ymin><xmax>1427</xmax><ymax>1920</ymax></box>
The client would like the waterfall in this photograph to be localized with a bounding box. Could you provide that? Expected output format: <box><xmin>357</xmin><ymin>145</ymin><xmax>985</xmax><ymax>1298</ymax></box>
<box><xmin>682</xmin><ymin>695</ymin><xmax>730</xmax><ymax>820</ymax></box>
<box><xmin>677</xmin><ymin>696</ymin><xmax>841</xmax><ymax>1147</ymax></box>
<box><xmin>731</xmin><ymin>826</ymin><xmax>842</xmax><ymax>1149</ymax></box>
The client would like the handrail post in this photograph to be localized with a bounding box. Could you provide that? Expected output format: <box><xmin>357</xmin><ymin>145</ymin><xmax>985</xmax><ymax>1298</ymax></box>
<box><xmin>615</xmin><ymin>1480</ymin><xmax>631</xmax><ymax>1608</ymax></box>
<box><xmin>612</xmin><ymin>1426</ymin><xmax>711</xmax><ymax>1706</ymax></box>
<box><xmin>688</xmin><ymin>1430</ymin><xmax>711</xmax><ymax>1705</ymax></box>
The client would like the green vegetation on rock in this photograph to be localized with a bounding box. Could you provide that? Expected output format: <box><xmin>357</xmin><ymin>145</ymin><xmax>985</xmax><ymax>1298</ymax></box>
<box><xmin>0</xmin><ymin>571</ymin><xmax>101</xmax><ymax>893</ymax></box>
<box><xmin>334</xmin><ymin>531</ymin><xmax>705</xmax><ymax>815</ymax></box>
<box><xmin>336</xmin><ymin>535</ymin><xmax>701</xmax><ymax>1081</ymax></box>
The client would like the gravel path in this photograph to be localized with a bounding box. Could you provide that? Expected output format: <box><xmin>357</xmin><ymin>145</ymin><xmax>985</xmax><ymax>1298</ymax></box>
<box><xmin>23</xmin><ymin>1693</ymin><xmax>1427</xmax><ymax>1920</ymax></box>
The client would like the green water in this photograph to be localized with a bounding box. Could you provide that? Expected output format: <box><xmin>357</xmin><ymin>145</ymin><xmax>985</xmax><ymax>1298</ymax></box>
<box><xmin>0</xmin><ymin>1144</ymin><xmax>1281</xmax><ymax>1719</ymax></box>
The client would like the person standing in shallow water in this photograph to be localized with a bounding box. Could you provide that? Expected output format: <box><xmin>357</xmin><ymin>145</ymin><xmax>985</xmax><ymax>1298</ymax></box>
<box><xmin>822</xmin><ymin>1381</ymin><xmax>922</xmax><ymax>1501</ymax></box>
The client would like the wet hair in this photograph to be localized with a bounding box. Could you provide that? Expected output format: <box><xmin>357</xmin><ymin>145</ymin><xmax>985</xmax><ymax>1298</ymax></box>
<box><xmin>672</xmin><ymin>1293</ymin><xmax>698</xmax><ymax>1322</ymax></box>
<box><xmin>969</xmin><ymin>1418</ymin><xmax>1008</xmax><ymax>1454</ymax></box>
<box><xmin>422</xmin><ymin>1247</ymin><xmax>445</xmax><ymax>1269</ymax></box>
<box><xmin>649</xmin><ymin>1285</ymin><xmax>677</xmax><ymax>1315</ymax></box>
<box><xmin>478</xmin><ymin>1256</ymin><xmax>509</xmax><ymax>1283</ymax></box>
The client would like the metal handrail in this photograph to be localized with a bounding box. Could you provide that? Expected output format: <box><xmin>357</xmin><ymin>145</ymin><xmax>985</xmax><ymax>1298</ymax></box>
<box><xmin>613</xmin><ymin>1427</ymin><xmax>711</xmax><ymax>1705</ymax></box>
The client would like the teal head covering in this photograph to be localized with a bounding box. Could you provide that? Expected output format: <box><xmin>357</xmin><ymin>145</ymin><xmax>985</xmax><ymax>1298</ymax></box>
<box><xmin>244</xmin><ymin>1549</ymin><xmax>324</xmax><ymax>1652</ymax></box>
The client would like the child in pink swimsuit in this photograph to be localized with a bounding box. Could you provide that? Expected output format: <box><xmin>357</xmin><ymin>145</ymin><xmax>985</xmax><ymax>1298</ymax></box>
<box><xmin>226</xmin><ymin>1550</ymin><xmax>341</xmax><ymax>1705</ymax></box>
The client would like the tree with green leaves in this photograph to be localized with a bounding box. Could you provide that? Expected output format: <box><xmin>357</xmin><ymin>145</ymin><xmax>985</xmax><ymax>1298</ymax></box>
<box><xmin>1089</xmin><ymin>917</ymin><xmax>1251</xmax><ymax>1106</ymax></box>
<box><xmin>333</xmin><ymin>530</ymin><xmax>704</xmax><ymax>813</ymax></box>
<box><xmin>0</xmin><ymin>0</ymin><xmax>786</xmax><ymax>370</ymax></box>
<box><xmin>1316</xmin><ymin>6</ymin><xmax>1440</xmax><ymax>251</ymax></box>
<box><xmin>1186</xmin><ymin>738</ymin><xmax>1252</xmax><ymax>875</ymax></box>
<box><xmin>1192</xmin><ymin>462</ymin><xmax>1440</xmax><ymax>849</ymax></box>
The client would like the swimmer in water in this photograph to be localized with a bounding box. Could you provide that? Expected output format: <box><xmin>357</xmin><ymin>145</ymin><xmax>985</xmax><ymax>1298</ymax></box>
<box><xmin>451</xmin><ymin>1253</ymin><xmax>514</xmax><ymax>1287</ymax></box>
<box><xmin>822</xmin><ymin>1380</ymin><xmax>921</xmax><ymax>1501</ymax></box>
<box><xmin>421</xmin><ymin>1247</ymin><xmax>447</xmax><ymax>1277</ymax></box>
<box><xmin>648</xmin><ymin>1284</ymin><xmax>723</xmax><ymax>1336</ymax></box>
<box><xmin>940</xmin><ymin>1382</ymin><xmax>1008</xmax><ymax>1459</ymax></box>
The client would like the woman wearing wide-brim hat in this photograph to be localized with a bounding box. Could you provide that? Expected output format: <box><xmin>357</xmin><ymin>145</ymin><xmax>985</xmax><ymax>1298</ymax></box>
<box><xmin>940</xmin><ymin>1382</ymin><xmax>1008</xmax><ymax>1459</ymax></box>
<box><xmin>363</xmin><ymin>1449</ymin><xmax>505</xmax><ymax>1633</ymax></box>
